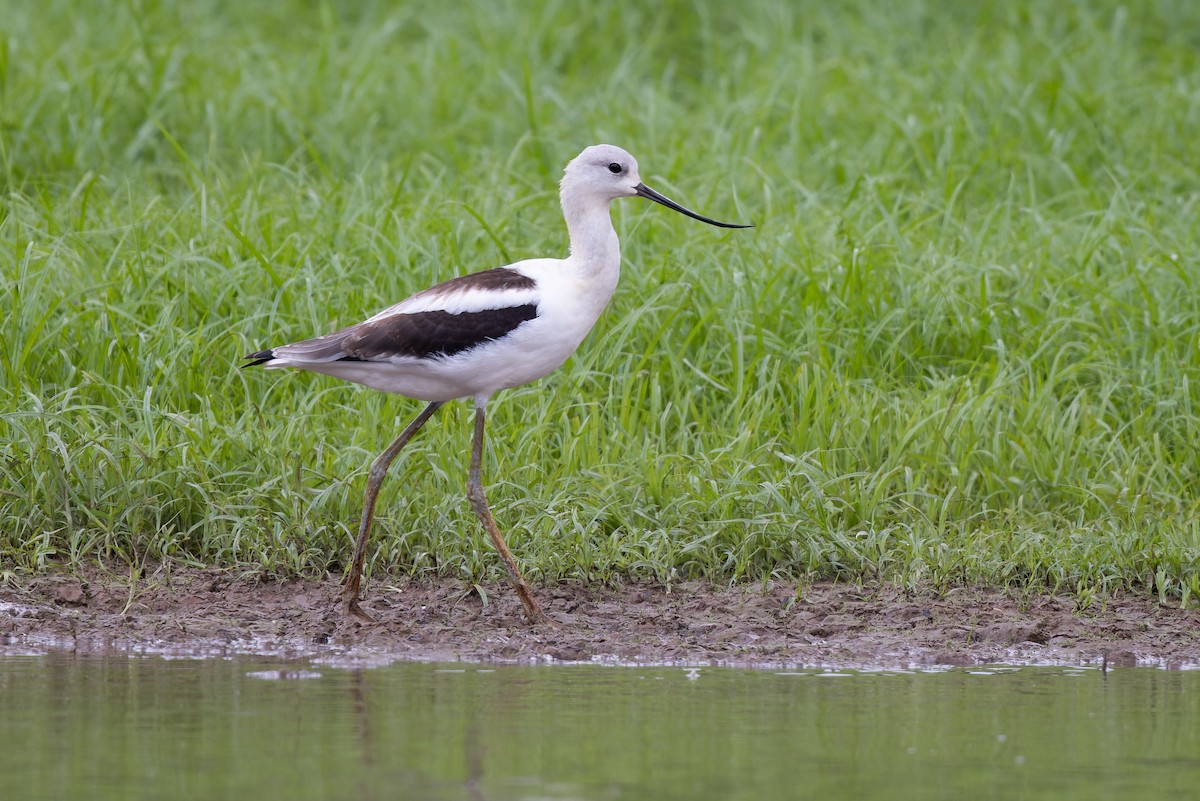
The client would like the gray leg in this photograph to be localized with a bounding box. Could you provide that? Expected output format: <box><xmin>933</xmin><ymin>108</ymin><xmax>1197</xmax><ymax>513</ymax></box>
<box><xmin>466</xmin><ymin>404</ymin><xmax>552</xmax><ymax>625</ymax></box>
<box><xmin>343</xmin><ymin>401</ymin><xmax>443</xmax><ymax>619</ymax></box>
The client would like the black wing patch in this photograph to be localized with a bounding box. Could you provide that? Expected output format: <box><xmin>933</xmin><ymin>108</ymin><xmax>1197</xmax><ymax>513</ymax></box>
<box><xmin>340</xmin><ymin>304</ymin><xmax>539</xmax><ymax>361</ymax></box>
<box><xmin>410</xmin><ymin>266</ymin><xmax>537</xmax><ymax>301</ymax></box>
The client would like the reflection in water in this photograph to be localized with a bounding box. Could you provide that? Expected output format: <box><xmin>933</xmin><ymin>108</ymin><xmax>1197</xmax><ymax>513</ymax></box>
<box><xmin>464</xmin><ymin>709</ymin><xmax>487</xmax><ymax>801</ymax></box>
<box><xmin>1</xmin><ymin>656</ymin><xmax>1198</xmax><ymax>801</ymax></box>
<box><xmin>350</xmin><ymin>669</ymin><xmax>374</xmax><ymax>800</ymax></box>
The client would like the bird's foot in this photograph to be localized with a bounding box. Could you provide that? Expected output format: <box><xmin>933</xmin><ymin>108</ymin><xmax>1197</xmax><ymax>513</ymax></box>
<box><xmin>517</xmin><ymin>592</ymin><xmax>558</xmax><ymax>628</ymax></box>
<box><xmin>531</xmin><ymin>610</ymin><xmax>560</xmax><ymax>629</ymax></box>
<box><xmin>341</xmin><ymin>586</ymin><xmax>374</xmax><ymax>622</ymax></box>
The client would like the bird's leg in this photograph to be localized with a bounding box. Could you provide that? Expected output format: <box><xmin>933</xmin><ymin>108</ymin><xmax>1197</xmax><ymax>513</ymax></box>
<box><xmin>466</xmin><ymin>404</ymin><xmax>553</xmax><ymax>626</ymax></box>
<box><xmin>343</xmin><ymin>400</ymin><xmax>443</xmax><ymax>620</ymax></box>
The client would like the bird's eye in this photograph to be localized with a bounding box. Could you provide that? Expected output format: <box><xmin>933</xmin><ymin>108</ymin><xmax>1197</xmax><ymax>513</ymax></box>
<box><xmin>607</xmin><ymin>162</ymin><xmax>623</xmax><ymax>174</ymax></box>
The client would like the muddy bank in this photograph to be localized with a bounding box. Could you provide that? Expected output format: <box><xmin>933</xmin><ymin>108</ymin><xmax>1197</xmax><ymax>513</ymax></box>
<box><xmin>3</xmin><ymin>567</ymin><xmax>1198</xmax><ymax>669</ymax></box>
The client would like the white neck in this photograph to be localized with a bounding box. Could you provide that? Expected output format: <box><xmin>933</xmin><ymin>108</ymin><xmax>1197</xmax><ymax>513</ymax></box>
<box><xmin>560</xmin><ymin>184</ymin><xmax>621</xmax><ymax>279</ymax></box>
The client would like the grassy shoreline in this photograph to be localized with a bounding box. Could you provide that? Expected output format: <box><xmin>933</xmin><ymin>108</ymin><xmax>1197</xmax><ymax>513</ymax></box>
<box><xmin>3</xmin><ymin>1</ymin><xmax>1198</xmax><ymax>604</ymax></box>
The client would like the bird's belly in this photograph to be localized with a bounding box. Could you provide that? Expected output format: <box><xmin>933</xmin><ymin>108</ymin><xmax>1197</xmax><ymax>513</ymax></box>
<box><xmin>477</xmin><ymin>312</ymin><xmax>591</xmax><ymax>391</ymax></box>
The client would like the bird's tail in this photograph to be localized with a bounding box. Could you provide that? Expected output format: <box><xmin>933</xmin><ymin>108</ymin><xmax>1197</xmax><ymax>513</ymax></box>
<box><xmin>241</xmin><ymin>349</ymin><xmax>275</xmax><ymax>368</ymax></box>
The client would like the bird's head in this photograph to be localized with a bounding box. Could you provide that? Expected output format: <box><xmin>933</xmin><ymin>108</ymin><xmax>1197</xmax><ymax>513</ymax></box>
<box><xmin>560</xmin><ymin>144</ymin><xmax>752</xmax><ymax>229</ymax></box>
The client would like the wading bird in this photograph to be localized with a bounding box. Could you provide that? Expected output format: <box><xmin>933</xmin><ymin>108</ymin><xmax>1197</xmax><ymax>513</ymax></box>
<box><xmin>244</xmin><ymin>144</ymin><xmax>751</xmax><ymax>624</ymax></box>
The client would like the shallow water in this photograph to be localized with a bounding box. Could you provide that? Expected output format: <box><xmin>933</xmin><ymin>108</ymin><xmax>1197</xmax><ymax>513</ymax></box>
<box><xmin>1</xmin><ymin>655</ymin><xmax>1197</xmax><ymax>800</ymax></box>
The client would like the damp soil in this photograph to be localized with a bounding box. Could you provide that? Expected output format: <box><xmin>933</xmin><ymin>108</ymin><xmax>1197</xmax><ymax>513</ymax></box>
<box><xmin>3</xmin><ymin>566</ymin><xmax>1199</xmax><ymax>669</ymax></box>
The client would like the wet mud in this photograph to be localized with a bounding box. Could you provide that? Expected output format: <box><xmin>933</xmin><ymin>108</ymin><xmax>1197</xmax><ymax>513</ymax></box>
<box><xmin>3</xmin><ymin>566</ymin><xmax>1199</xmax><ymax>669</ymax></box>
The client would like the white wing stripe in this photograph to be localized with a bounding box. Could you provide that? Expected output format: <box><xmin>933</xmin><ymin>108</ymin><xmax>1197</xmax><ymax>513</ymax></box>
<box><xmin>367</xmin><ymin>286</ymin><xmax>540</xmax><ymax>321</ymax></box>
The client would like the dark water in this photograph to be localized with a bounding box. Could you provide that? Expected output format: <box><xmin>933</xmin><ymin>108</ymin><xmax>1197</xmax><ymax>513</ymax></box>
<box><xmin>1</xmin><ymin>655</ymin><xmax>1197</xmax><ymax>800</ymax></box>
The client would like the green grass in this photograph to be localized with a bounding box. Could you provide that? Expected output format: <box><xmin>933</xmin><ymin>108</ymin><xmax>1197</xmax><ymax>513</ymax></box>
<box><xmin>3</xmin><ymin>0</ymin><xmax>1199</xmax><ymax>604</ymax></box>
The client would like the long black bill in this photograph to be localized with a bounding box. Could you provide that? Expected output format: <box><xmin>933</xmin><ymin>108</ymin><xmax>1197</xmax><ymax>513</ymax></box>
<box><xmin>634</xmin><ymin>183</ymin><xmax>753</xmax><ymax>229</ymax></box>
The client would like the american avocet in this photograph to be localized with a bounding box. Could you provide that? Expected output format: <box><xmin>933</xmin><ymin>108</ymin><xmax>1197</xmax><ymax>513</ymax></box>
<box><xmin>244</xmin><ymin>144</ymin><xmax>751</xmax><ymax>624</ymax></box>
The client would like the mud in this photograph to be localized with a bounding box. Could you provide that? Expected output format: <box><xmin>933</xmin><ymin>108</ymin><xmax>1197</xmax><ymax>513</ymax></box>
<box><xmin>3</xmin><ymin>566</ymin><xmax>1199</xmax><ymax>669</ymax></box>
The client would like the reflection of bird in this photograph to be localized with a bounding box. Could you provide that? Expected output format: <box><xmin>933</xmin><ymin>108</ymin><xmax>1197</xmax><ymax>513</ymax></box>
<box><xmin>244</xmin><ymin>144</ymin><xmax>752</xmax><ymax>624</ymax></box>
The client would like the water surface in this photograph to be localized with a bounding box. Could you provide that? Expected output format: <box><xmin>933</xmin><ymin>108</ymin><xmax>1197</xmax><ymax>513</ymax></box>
<box><xmin>1</xmin><ymin>655</ymin><xmax>1197</xmax><ymax>800</ymax></box>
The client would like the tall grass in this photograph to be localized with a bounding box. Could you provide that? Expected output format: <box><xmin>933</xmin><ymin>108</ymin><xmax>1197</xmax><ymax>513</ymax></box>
<box><xmin>2</xmin><ymin>0</ymin><xmax>1199</xmax><ymax>603</ymax></box>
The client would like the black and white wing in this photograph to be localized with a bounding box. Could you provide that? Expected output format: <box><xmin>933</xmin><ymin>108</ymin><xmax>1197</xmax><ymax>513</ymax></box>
<box><xmin>244</xmin><ymin>266</ymin><xmax>540</xmax><ymax>367</ymax></box>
